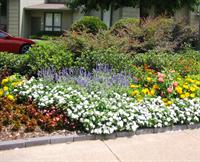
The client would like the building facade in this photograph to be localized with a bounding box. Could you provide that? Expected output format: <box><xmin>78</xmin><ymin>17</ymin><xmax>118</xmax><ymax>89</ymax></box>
<box><xmin>0</xmin><ymin>0</ymin><xmax>198</xmax><ymax>38</ymax></box>
<box><xmin>0</xmin><ymin>0</ymin><xmax>140</xmax><ymax>37</ymax></box>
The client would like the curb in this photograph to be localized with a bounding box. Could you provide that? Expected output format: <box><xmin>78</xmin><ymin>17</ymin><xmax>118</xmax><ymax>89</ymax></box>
<box><xmin>1</xmin><ymin>123</ymin><xmax>200</xmax><ymax>151</ymax></box>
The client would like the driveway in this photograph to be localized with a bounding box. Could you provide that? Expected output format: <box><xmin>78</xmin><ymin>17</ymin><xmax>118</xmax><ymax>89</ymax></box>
<box><xmin>1</xmin><ymin>129</ymin><xmax>200</xmax><ymax>162</ymax></box>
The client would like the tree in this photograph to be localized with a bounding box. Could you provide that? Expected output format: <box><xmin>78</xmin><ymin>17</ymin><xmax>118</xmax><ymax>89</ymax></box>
<box><xmin>66</xmin><ymin>0</ymin><xmax>200</xmax><ymax>16</ymax></box>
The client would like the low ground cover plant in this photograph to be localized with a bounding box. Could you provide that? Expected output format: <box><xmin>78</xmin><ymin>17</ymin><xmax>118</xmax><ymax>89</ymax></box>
<box><xmin>0</xmin><ymin>97</ymin><xmax>77</xmax><ymax>132</ymax></box>
<box><xmin>6</xmin><ymin>64</ymin><xmax>199</xmax><ymax>135</ymax></box>
<box><xmin>129</xmin><ymin>67</ymin><xmax>200</xmax><ymax>105</ymax></box>
<box><xmin>0</xmin><ymin>75</ymin><xmax>78</xmax><ymax>133</ymax></box>
<box><xmin>14</xmin><ymin>77</ymin><xmax>200</xmax><ymax>134</ymax></box>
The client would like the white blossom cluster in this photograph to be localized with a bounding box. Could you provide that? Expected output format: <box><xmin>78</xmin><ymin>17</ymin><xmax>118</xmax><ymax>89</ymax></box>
<box><xmin>15</xmin><ymin>78</ymin><xmax>200</xmax><ymax>134</ymax></box>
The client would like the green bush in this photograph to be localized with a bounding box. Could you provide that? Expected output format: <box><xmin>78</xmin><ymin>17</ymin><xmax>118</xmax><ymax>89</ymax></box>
<box><xmin>143</xmin><ymin>18</ymin><xmax>198</xmax><ymax>52</ymax></box>
<box><xmin>71</xmin><ymin>16</ymin><xmax>107</xmax><ymax>34</ymax></box>
<box><xmin>132</xmin><ymin>50</ymin><xmax>200</xmax><ymax>76</ymax></box>
<box><xmin>143</xmin><ymin>18</ymin><xmax>175</xmax><ymax>39</ymax></box>
<box><xmin>108</xmin><ymin>17</ymin><xmax>198</xmax><ymax>53</ymax></box>
<box><xmin>0</xmin><ymin>52</ymin><xmax>29</xmax><ymax>75</ymax></box>
<box><xmin>75</xmin><ymin>47</ymin><xmax>142</xmax><ymax>75</ymax></box>
<box><xmin>27</xmin><ymin>41</ymin><xmax>74</xmax><ymax>75</ymax></box>
<box><xmin>111</xmin><ymin>18</ymin><xmax>142</xmax><ymax>37</ymax></box>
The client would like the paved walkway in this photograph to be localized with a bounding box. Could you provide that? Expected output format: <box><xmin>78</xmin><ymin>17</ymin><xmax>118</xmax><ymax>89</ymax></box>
<box><xmin>1</xmin><ymin>129</ymin><xmax>200</xmax><ymax>162</ymax></box>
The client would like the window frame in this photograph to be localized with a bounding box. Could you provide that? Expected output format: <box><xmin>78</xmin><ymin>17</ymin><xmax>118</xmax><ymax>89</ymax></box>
<box><xmin>44</xmin><ymin>12</ymin><xmax>62</xmax><ymax>32</ymax></box>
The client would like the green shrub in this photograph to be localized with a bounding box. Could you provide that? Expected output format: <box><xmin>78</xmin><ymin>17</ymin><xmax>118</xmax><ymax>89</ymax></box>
<box><xmin>27</xmin><ymin>41</ymin><xmax>74</xmax><ymax>75</ymax></box>
<box><xmin>0</xmin><ymin>52</ymin><xmax>29</xmax><ymax>75</ymax></box>
<box><xmin>71</xmin><ymin>16</ymin><xmax>107</xmax><ymax>34</ymax></box>
<box><xmin>132</xmin><ymin>50</ymin><xmax>200</xmax><ymax>76</ymax></box>
<box><xmin>111</xmin><ymin>18</ymin><xmax>142</xmax><ymax>37</ymax></box>
<box><xmin>75</xmin><ymin>47</ymin><xmax>143</xmax><ymax>75</ymax></box>
<box><xmin>108</xmin><ymin>17</ymin><xmax>198</xmax><ymax>53</ymax></box>
<box><xmin>143</xmin><ymin>17</ymin><xmax>175</xmax><ymax>39</ymax></box>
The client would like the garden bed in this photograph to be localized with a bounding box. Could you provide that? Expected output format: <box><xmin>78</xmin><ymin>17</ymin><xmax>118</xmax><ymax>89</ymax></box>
<box><xmin>0</xmin><ymin>17</ymin><xmax>200</xmax><ymax>142</ymax></box>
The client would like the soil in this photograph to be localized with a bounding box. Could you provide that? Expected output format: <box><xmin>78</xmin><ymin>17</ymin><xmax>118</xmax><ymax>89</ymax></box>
<box><xmin>0</xmin><ymin>126</ymin><xmax>77</xmax><ymax>141</ymax></box>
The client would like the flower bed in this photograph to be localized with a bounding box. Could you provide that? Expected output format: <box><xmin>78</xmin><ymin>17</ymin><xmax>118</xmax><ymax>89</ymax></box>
<box><xmin>14</xmin><ymin>77</ymin><xmax>200</xmax><ymax>134</ymax></box>
<box><xmin>0</xmin><ymin>64</ymin><xmax>200</xmax><ymax>136</ymax></box>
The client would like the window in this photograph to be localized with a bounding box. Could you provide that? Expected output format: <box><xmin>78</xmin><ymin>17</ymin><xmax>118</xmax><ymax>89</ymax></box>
<box><xmin>44</xmin><ymin>13</ymin><xmax>62</xmax><ymax>32</ymax></box>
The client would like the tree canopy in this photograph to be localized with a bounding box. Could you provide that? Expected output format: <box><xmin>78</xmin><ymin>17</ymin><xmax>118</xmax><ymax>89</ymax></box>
<box><xmin>66</xmin><ymin>0</ymin><xmax>200</xmax><ymax>15</ymax></box>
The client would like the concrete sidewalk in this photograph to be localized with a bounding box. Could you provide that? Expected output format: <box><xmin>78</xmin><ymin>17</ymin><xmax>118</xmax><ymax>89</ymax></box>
<box><xmin>1</xmin><ymin>129</ymin><xmax>200</xmax><ymax>162</ymax></box>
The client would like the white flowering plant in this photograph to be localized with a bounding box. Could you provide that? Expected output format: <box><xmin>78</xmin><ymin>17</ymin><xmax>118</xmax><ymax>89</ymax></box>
<box><xmin>14</xmin><ymin>77</ymin><xmax>200</xmax><ymax>134</ymax></box>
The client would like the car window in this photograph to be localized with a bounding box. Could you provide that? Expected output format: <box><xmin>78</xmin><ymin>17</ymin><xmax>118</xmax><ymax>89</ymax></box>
<box><xmin>0</xmin><ymin>32</ymin><xmax>7</xmax><ymax>38</ymax></box>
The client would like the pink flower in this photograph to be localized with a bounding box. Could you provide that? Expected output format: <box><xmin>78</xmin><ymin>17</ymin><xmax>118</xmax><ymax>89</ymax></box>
<box><xmin>157</xmin><ymin>72</ymin><xmax>166</xmax><ymax>78</ymax></box>
<box><xmin>173</xmin><ymin>82</ymin><xmax>178</xmax><ymax>88</ymax></box>
<box><xmin>167</xmin><ymin>87</ymin><xmax>173</xmax><ymax>94</ymax></box>
<box><xmin>158</xmin><ymin>77</ymin><xmax>164</xmax><ymax>83</ymax></box>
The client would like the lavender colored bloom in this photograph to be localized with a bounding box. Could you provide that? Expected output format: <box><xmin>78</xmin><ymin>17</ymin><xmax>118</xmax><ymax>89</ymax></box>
<box><xmin>37</xmin><ymin>64</ymin><xmax>132</xmax><ymax>90</ymax></box>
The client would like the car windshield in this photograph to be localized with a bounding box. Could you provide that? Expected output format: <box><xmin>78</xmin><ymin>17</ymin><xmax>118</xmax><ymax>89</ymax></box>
<box><xmin>0</xmin><ymin>31</ymin><xmax>7</xmax><ymax>38</ymax></box>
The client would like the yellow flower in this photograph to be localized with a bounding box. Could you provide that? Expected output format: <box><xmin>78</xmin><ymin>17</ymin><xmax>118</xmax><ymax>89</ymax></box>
<box><xmin>166</xmin><ymin>101</ymin><xmax>173</xmax><ymax>106</ymax></box>
<box><xmin>131</xmin><ymin>90</ymin><xmax>139</xmax><ymax>96</ymax></box>
<box><xmin>147</xmin><ymin>77</ymin><xmax>152</xmax><ymax>82</ymax></box>
<box><xmin>17</xmin><ymin>81</ymin><xmax>23</xmax><ymax>86</ymax></box>
<box><xmin>186</xmin><ymin>78</ymin><xmax>195</xmax><ymax>83</ymax></box>
<box><xmin>142</xmin><ymin>88</ymin><xmax>149</xmax><ymax>95</ymax></box>
<box><xmin>11</xmin><ymin>82</ymin><xmax>18</xmax><ymax>87</ymax></box>
<box><xmin>130</xmin><ymin>84</ymin><xmax>140</xmax><ymax>89</ymax></box>
<box><xmin>175</xmin><ymin>86</ymin><xmax>182</xmax><ymax>94</ymax></box>
<box><xmin>190</xmin><ymin>94</ymin><xmax>196</xmax><ymax>98</ymax></box>
<box><xmin>153</xmin><ymin>84</ymin><xmax>159</xmax><ymax>90</ymax></box>
<box><xmin>149</xmin><ymin>89</ymin><xmax>155</xmax><ymax>96</ymax></box>
<box><xmin>137</xmin><ymin>95</ymin><xmax>143</xmax><ymax>101</ymax></box>
<box><xmin>190</xmin><ymin>79</ymin><xmax>195</xmax><ymax>83</ymax></box>
<box><xmin>190</xmin><ymin>87</ymin><xmax>196</xmax><ymax>92</ymax></box>
<box><xmin>185</xmin><ymin>92</ymin><xmax>190</xmax><ymax>98</ymax></box>
<box><xmin>3</xmin><ymin>86</ymin><xmax>9</xmax><ymax>91</ymax></box>
<box><xmin>0</xmin><ymin>89</ymin><xmax>4</xmax><ymax>97</ymax></box>
<box><xmin>180</xmin><ymin>94</ymin><xmax>186</xmax><ymax>99</ymax></box>
<box><xmin>162</xmin><ymin>98</ymin><xmax>168</xmax><ymax>102</ymax></box>
<box><xmin>183</xmin><ymin>84</ymin><xmax>189</xmax><ymax>90</ymax></box>
<box><xmin>7</xmin><ymin>95</ymin><xmax>15</xmax><ymax>101</ymax></box>
<box><xmin>1</xmin><ymin>78</ymin><xmax>9</xmax><ymax>85</ymax></box>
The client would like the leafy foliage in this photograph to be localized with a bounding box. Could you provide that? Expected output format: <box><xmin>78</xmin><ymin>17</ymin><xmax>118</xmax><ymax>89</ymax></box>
<box><xmin>0</xmin><ymin>52</ymin><xmax>29</xmax><ymax>75</ymax></box>
<box><xmin>0</xmin><ymin>98</ymin><xmax>77</xmax><ymax>132</ymax></box>
<box><xmin>66</xmin><ymin>0</ymin><xmax>200</xmax><ymax>15</ymax></box>
<box><xmin>71</xmin><ymin>16</ymin><xmax>107</xmax><ymax>34</ymax></box>
<box><xmin>27</xmin><ymin>41</ymin><xmax>74</xmax><ymax>75</ymax></box>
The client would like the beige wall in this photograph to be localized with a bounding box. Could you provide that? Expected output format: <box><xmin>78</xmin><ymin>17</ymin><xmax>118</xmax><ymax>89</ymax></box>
<box><xmin>72</xmin><ymin>10</ymin><xmax>85</xmax><ymax>23</ymax></box>
<box><xmin>8</xmin><ymin>0</ymin><xmax>20</xmax><ymax>36</ymax></box>
<box><xmin>88</xmin><ymin>10</ymin><xmax>101</xmax><ymax>19</ymax></box>
<box><xmin>20</xmin><ymin>0</ymin><xmax>46</xmax><ymax>37</ymax></box>
<box><xmin>175</xmin><ymin>7</ymin><xmax>199</xmax><ymax>25</ymax></box>
<box><xmin>112</xmin><ymin>7</ymin><xmax>140</xmax><ymax>25</ymax></box>
<box><xmin>86</xmin><ymin>7</ymin><xmax>140</xmax><ymax>26</ymax></box>
<box><xmin>62</xmin><ymin>11</ymin><xmax>73</xmax><ymax>30</ymax></box>
<box><xmin>121</xmin><ymin>7</ymin><xmax>140</xmax><ymax>18</ymax></box>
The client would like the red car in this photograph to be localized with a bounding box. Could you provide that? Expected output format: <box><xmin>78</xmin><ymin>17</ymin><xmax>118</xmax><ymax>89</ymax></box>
<box><xmin>0</xmin><ymin>30</ymin><xmax>35</xmax><ymax>54</ymax></box>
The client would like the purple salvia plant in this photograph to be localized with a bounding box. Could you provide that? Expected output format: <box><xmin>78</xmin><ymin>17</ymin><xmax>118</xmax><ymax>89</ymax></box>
<box><xmin>37</xmin><ymin>64</ymin><xmax>132</xmax><ymax>88</ymax></box>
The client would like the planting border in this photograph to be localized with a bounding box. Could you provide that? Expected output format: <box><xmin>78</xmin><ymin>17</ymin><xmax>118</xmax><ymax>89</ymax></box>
<box><xmin>1</xmin><ymin>124</ymin><xmax>200</xmax><ymax>151</ymax></box>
